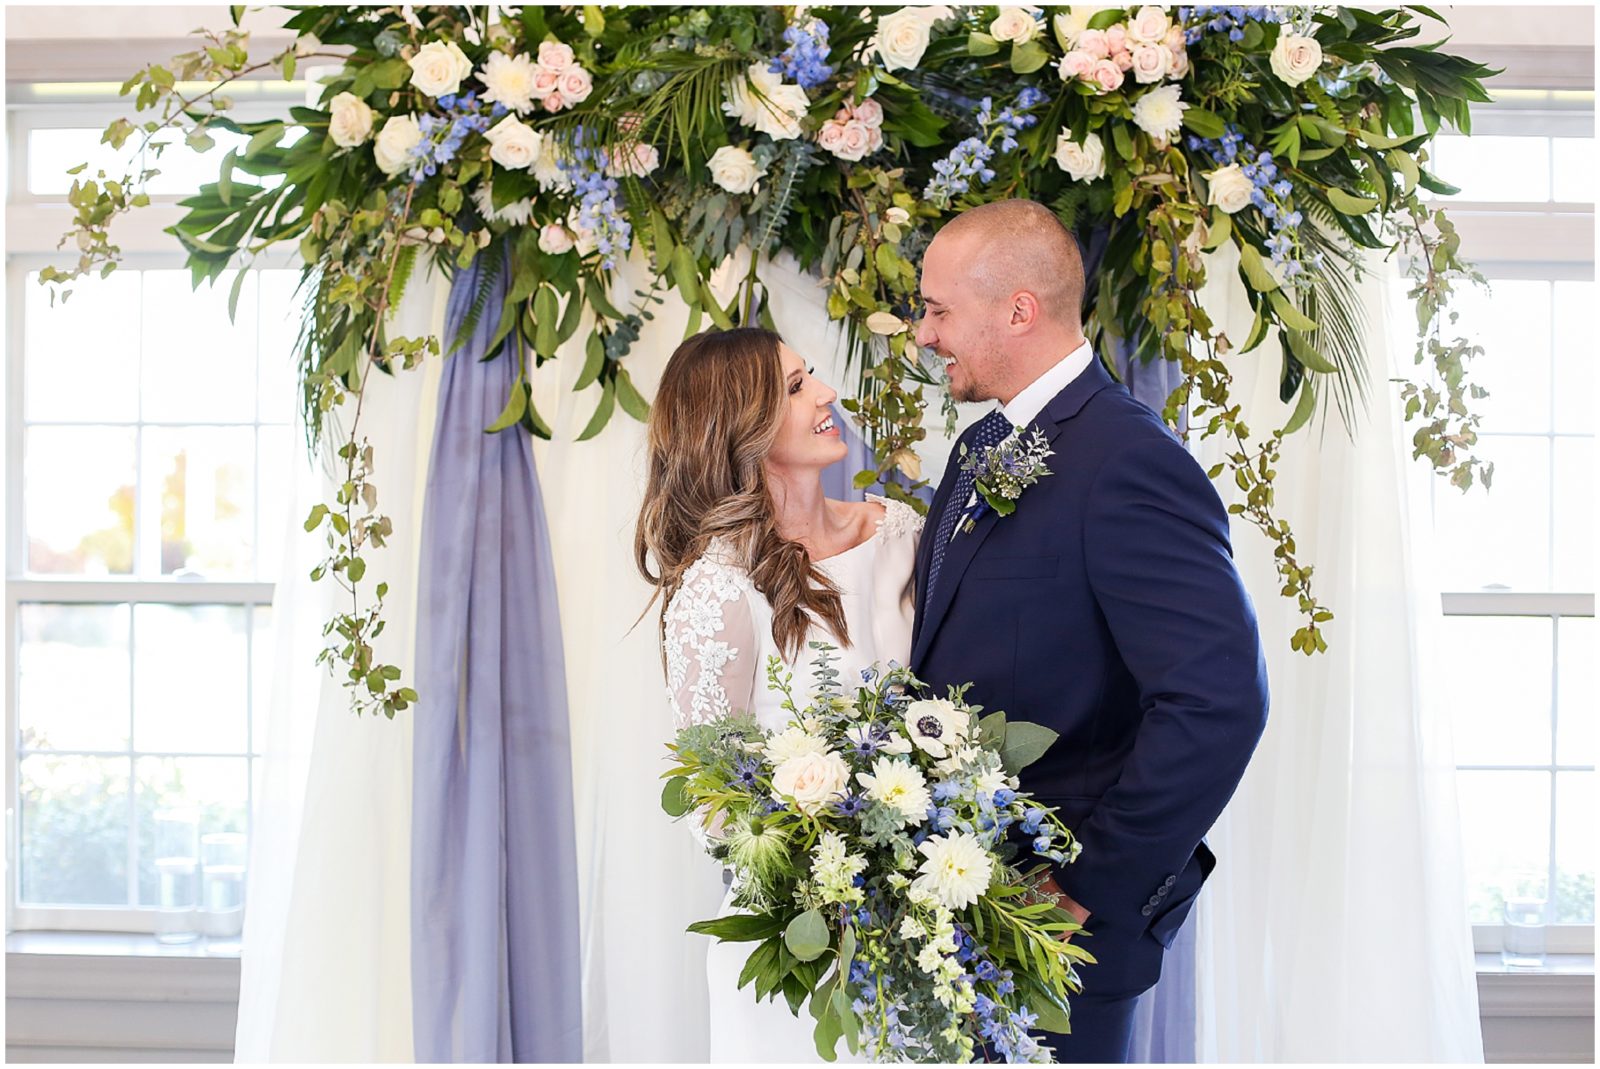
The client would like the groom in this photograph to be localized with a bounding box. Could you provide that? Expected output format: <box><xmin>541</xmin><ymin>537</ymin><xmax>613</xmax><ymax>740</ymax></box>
<box><xmin>910</xmin><ymin>200</ymin><xmax>1269</xmax><ymax>1062</ymax></box>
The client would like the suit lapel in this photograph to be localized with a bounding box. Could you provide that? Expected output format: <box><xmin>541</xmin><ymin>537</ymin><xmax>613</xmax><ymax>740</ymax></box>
<box><xmin>911</xmin><ymin>356</ymin><xmax>1122</xmax><ymax>667</ymax></box>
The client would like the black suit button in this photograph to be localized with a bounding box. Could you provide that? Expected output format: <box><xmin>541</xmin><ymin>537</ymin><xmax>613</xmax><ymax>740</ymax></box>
<box><xmin>1140</xmin><ymin>904</ymin><xmax>1154</xmax><ymax>917</ymax></box>
<box><xmin>1156</xmin><ymin>887</ymin><xmax>1168</xmax><ymax>898</ymax></box>
<box><xmin>1147</xmin><ymin>894</ymin><xmax>1162</xmax><ymax>906</ymax></box>
<box><xmin>1163</xmin><ymin>875</ymin><xmax>1177</xmax><ymax>888</ymax></box>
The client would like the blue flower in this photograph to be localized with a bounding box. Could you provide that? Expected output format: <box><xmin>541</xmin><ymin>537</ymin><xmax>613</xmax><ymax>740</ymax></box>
<box><xmin>831</xmin><ymin>792</ymin><xmax>866</xmax><ymax>818</ymax></box>
<box><xmin>993</xmin><ymin>787</ymin><xmax>1016</xmax><ymax>808</ymax></box>
<box><xmin>1021</xmin><ymin>807</ymin><xmax>1045</xmax><ymax>834</ymax></box>
<box><xmin>1033</xmin><ymin>834</ymin><xmax>1053</xmax><ymax>853</ymax></box>
<box><xmin>849</xmin><ymin>959</ymin><xmax>871</xmax><ymax>985</ymax></box>
<box><xmin>976</xmin><ymin>959</ymin><xmax>1000</xmax><ymax>981</ymax></box>
<box><xmin>733</xmin><ymin>755</ymin><xmax>762</xmax><ymax>788</ymax></box>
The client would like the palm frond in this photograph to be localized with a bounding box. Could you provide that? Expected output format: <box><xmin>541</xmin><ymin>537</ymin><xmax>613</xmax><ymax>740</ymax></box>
<box><xmin>1299</xmin><ymin>201</ymin><xmax>1373</xmax><ymax>436</ymax></box>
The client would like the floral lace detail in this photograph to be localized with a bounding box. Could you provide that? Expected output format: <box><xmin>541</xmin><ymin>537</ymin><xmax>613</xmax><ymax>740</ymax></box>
<box><xmin>868</xmin><ymin>493</ymin><xmax>925</xmax><ymax>540</ymax></box>
<box><xmin>662</xmin><ymin>552</ymin><xmax>755</xmax><ymax>728</ymax></box>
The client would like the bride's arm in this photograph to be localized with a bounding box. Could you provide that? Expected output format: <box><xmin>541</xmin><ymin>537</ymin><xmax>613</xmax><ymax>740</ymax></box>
<box><xmin>868</xmin><ymin>495</ymin><xmax>925</xmax><ymax>664</ymax></box>
<box><xmin>662</xmin><ymin>558</ymin><xmax>761</xmax><ymax>848</ymax></box>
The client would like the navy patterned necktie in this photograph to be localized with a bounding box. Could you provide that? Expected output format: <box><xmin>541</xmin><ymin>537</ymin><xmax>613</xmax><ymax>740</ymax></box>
<box><xmin>927</xmin><ymin>409</ymin><xmax>1012</xmax><ymax>601</ymax></box>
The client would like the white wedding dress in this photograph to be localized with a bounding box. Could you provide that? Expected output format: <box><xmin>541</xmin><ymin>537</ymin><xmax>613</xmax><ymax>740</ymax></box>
<box><xmin>661</xmin><ymin>494</ymin><xmax>923</xmax><ymax>1063</ymax></box>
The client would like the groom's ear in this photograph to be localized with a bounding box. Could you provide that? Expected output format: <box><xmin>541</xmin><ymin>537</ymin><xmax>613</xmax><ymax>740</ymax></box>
<box><xmin>1008</xmin><ymin>290</ymin><xmax>1042</xmax><ymax>331</ymax></box>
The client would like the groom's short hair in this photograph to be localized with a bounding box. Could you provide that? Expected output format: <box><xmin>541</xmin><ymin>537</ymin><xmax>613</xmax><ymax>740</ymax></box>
<box><xmin>938</xmin><ymin>200</ymin><xmax>1085</xmax><ymax>326</ymax></box>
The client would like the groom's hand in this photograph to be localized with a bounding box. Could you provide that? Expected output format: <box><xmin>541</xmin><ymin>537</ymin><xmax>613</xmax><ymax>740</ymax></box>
<box><xmin>1039</xmin><ymin>873</ymin><xmax>1091</xmax><ymax>942</ymax></box>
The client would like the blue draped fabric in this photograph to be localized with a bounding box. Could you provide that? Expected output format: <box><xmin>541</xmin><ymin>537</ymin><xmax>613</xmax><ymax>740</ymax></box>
<box><xmin>411</xmin><ymin>249</ymin><xmax>583</xmax><ymax>1062</ymax></box>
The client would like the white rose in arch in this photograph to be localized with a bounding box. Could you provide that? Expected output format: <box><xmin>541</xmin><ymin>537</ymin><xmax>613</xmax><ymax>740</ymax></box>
<box><xmin>1270</xmin><ymin>33</ymin><xmax>1323</xmax><ymax>87</ymax></box>
<box><xmin>708</xmin><ymin>144</ymin><xmax>766</xmax><ymax>194</ymax></box>
<box><xmin>484</xmin><ymin>115</ymin><xmax>542</xmax><ymax>170</ymax></box>
<box><xmin>328</xmin><ymin>92</ymin><xmax>374</xmax><ymax>148</ymax></box>
<box><xmin>1126</xmin><ymin>5</ymin><xmax>1172</xmax><ymax>45</ymax></box>
<box><xmin>1054</xmin><ymin>128</ymin><xmax>1107</xmax><ymax>182</ymax></box>
<box><xmin>1130</xmin><ymin>44</ymin><xmax>1170</xmax><ymax>85</ymax></box>
<box><xmin>372</xmin><ymin>113</ymin><xmax>422</xmax><ymax>176</ymax></box>
<box><xmin>872</xmin><ymin>7</ymin><xmax>936</xmax><ymax>71</ymax></box>
<box><xmin>538</xmin><ymin>223</ymin><xmax>575</xmax><ymax>254</ymax></box>
<box><xmin>990</xmin><ymin>6</ymin><xmax>1041</xmax><ymax>43</ymax></box>
<box><xmin>1206</xmin><ymin>163</ymin><xmax>1254</xmax><ymax>214</ymax></box>
<box><xmin>407</xmin><ymin>39</ymin><xmax>473</xmax><ymax>98</ymax></box>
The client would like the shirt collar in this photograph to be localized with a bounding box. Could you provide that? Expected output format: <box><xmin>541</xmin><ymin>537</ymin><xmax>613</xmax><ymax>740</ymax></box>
<box><xmin>1000</xmin><ymin>338</ymin><xmax>1095</xmax><ymax>431</ymax></box>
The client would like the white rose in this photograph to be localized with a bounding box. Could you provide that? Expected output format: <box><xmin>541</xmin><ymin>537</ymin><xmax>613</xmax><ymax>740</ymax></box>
<box><xmin>1126</xmin><ymin>5</ymin><xmax>1172</xmax><ymax>45</ymax></box>
<box><xmin>772</xmin><ymin>750</ymin><xmax>851</xmax><ymax>816</ymax></box>
<box><xmin>1206</xmin><ymin>163</ymin><xmax>1253</xmax><ymax>214</ymax></box>
<box><xmin>708</xmin><ymin>144</ymin><xmax>765</xmax><ymax>194</ymax></box>
<box><xmin>1054</xmin><ymin>128</ymin><xmax>1106</xmax><ymax>182</ymax></box>
<box><xmin>753</xmin><ymin>82</ymin><xmax>810</xmax><ymax>141</ymax></box>
<box><xmin>1270</xmin><ymin>32</ymin><xmax>1323</xmax><ymax>87</ymax></box>
<box><xmin>873</xmin><ymin>7</ymin><xmax>935</xmax><ymax>72</ymax></box>
<box><xmin>1131</xmin><ymin>83</ymin><xmax>1188</xmax><ymax>141</ymax></box>
<box><xmin>478</xmin><ymin>51</ymin><xmax>539</xmax><ymax>114</ymax></box>
<box><xmin>537</xmin><ymin>224</ymin><xmax>574</xmax><ymax>255</ymax></box>
<box><xmin>990</xmin><ymin>7</ymin><xmax>1041</xmax><ymax>43</ymax></box>
<box><xmin>328</xmin><ymin>92</ymin><xmax>374</xmax><ymax>148</ymax></box>
<box><xmin>1167</xmin><ymin>45</ymin><xmax>1189</xmax><ymax>80</ymax></box>
<box><xmin>484</xmin><ymin>115</ymin><xmax>542</xmax><ymax>170</ymax></box>
<box><xmin>1130</xmin><ymin>43</ymin><xmax>1170</xmax><ymax>84</ymax></box>
<box><xmin>372</xmin><ymin>113</ymin><xmax>422</xmax><ymax>176</ymax></box>
<box><xmin>885</xmin><ymin>206</ymin><xmax>910</xmax><ymax>225</ymax></box>
<box><xmin>407</xmin><ymin>40</ymin><xmax>473</xmax><ymax>98</ymax></box>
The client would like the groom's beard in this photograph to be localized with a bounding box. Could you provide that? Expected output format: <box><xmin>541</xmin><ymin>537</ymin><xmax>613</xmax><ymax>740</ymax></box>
<box><xmin>943</xmin><ymin>341</ymin><xmax>1004</xmax><ymax>404</ymax></box>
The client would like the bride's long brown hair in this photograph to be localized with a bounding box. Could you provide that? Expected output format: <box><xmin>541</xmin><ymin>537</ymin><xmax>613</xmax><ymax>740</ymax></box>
<box><xmin>634</xmin><ymin>327</ymin><xmax>850</xmax><ymax>662</ymax></box>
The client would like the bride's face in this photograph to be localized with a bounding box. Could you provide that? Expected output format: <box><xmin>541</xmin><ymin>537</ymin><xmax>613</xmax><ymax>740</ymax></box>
<box><xmin>764</xmin><ymin>342</ymin><xmax>847</xmax><ymax>474</ymax></box>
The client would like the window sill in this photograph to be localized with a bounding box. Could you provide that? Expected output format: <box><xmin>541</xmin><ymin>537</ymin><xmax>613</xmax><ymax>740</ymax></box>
<box><xmin>7</xmin><ymin>929</ymin><xmax>242</xmax><ymax>959</ymax></box>
<box><xmin>1476</xmin><ymin>952</ymin><xmax>1594</xmax><ymax>977</ymax></box>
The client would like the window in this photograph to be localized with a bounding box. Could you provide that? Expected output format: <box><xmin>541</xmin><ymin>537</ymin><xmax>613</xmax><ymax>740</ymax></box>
<box><xmin>7</xmin><ymin>83</ymin><xmax>302</xmax><ymax>933</ymax></box>
<box><xmin>1396</xmin><ymin>89</ymin><xmax>1595</xmax><ymax>953</ymax></box>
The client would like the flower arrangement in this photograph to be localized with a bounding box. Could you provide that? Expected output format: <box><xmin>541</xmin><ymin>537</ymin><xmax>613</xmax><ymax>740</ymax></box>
<box><xmin>663</xmin><ymin>646</ymin><xmax>1087</xmax><ymax>1062</ymax></box>
<box><xmin>45</xmin><ymin>5</ymin><xmax>1497</xmax><ymax>710</ymax></box>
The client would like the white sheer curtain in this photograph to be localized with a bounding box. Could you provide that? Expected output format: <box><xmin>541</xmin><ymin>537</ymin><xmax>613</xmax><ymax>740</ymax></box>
<box><xmin>234</xmin><ymin>282</ymin><xmax>445</xmax><ymax>1062</ymax></box>
<box><xmin>1191</xmin><ymin>248</ymin><xmax>1484</xmax><ymax>1061</ymax></box>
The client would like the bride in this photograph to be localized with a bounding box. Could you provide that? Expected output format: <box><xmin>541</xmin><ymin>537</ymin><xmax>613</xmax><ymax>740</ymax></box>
<box><xmin>634</xmin><ymin>326</ymin><xmax>923</xmax><ymax>1063</ymax></box>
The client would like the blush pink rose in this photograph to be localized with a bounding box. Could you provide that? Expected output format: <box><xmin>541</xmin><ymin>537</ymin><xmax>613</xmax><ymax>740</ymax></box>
<box><xmin>1113</xmin><ymin>49</ymin><xmax>1134</xmax><ymax>71</ymax></box>
<box><xmin>542</xmin><ymin>92</ymin><xmax>566</xmax><ymax>113</ymax></box>
<box><xmin>1164</xmin><ymin>25</ymin><xmax>1187</xmax><ymax>51</ymax></box>
<box><xmin>853</xmin><ymin>97</ymin><xmax>885</xmax><ymax>128</ymax></box>
<box><xmin>1059</xmin><ymin>49</ymin><xmax>1096</xmax><ymax>79</ymax></box>
<box><xmin>835</xmin><ymin>120</ymin><xmax>873</xmax><ymax>161</ymax></box>
<box><xmin>1167</xmin><ymin>47</ymin><xmax>1189</xmax><ymax>79</ymax></box>
<box><xmin>817</xmin><ymin>120</ymin><xmax>849</xmax><ymax>155</ymax></box>
<box><xmin>558</xmin><ymin>66</ymin><xmax>592</xmax><ymax>104</ymax></box>
<box><xmin>1091</xmin><ymin>59</ymin><xmax>1125</xmax><ymax>93</ymax></box>
<box><xmin>537</xmin><ymin>41</ymin><xmax>575</xmax><ymax>71</ymax></box>
<box><xmin>865</xmin><ymin>125</ymin><xmax>884</xmax><ymax>153</ymax></box>
<box><xmin>1131</xmin><ymin>44</ymin><xmax>1169</xmax><ymax>83</ymax></box>
<box><xmin>1105</xmin><ymin>25</ymin><xmax>1129</xmax><ymax>54</ymax></box>
<box><xmin>1077</xmin><ymin>28</ymin><xmax>1109</xmax><ymax>58</ymax></box>
<box><xmin>532</xmin><ymin>66</ymin><xmax>561</xmax><ymax>95</ymax></box>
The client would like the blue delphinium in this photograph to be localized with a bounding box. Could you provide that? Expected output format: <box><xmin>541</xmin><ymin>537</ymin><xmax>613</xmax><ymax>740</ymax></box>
<box><xmin>408</xmin><ymin>90</ymin><xmax>498</xmax><ymax>182</ymax></box>
<box><xmin>1186</xmin><ymin>124</ymin><xmax>1323</xmax><ymax>284</ymax></box>
<box><xmin>557</xmin><ymin>129</ymin><xmax>633</xmax><ymax>271</ymax></box>
<box><xmin>925</xmin><ymin>88</ymin><xmax>1048</xmax><ymax>207</ymax></box>
<box><xmin>1178</xmin><ymin>5</ymin><xmax>1287</xmax><ymax>45</ymax></box>
<box><xmin>771</xmin><ymin>18</ymin><xmax>834</xmax><ymax>89</ymax></box>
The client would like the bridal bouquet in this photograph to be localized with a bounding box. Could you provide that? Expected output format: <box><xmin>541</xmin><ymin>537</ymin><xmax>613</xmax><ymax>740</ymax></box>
<box><xmin>662</xmin><ymin>646</ymin><xmax>1090</xmax><ymax>1063</ymax></box>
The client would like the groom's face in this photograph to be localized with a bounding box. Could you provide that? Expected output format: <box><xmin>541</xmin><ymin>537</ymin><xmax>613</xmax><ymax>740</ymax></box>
<box><xmin>915</xmin><ymin>233</ymin><xmax>1005</xmax><ymax>404</ymax></box>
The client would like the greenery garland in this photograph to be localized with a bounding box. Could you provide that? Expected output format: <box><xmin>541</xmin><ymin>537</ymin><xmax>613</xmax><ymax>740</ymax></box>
<box><xmin>44</xmin><ymin>4</ymin><xmax>1496</xmax><ymax>715</ymax></box>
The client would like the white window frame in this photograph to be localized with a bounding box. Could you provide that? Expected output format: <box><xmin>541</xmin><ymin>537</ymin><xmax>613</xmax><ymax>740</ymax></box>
<box><xmin>1418</xmin><ymin>89</ymin><xmax>1596</xmax><ymax>957</ymax></box>
<box><xmin>6</xmin><ymin>84</ymin><xmax>301</xmax><ymax>934</ymax></box>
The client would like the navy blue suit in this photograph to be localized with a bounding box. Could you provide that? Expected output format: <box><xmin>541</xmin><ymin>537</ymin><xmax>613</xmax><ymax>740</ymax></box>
<box><xmin>912</xmin><ymin>357</ymin><xmax>1269</xmax><ymax>1060</ymax></box>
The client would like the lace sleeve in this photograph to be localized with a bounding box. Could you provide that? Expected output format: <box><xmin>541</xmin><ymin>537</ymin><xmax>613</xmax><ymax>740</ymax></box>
<box><xmin>662</xmin><ymin>552</ymin><xmax>760</xmax><ymax>730</ymax></box>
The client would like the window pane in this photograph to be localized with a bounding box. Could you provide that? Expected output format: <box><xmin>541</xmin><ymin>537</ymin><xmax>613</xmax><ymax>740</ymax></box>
<box><xmin>24</xmin><ymin>425</ymin><xmax>137</xmax><ymax>575</ymax></box>
<box><xmin>1553</xmin><ymin>438</ymin><xmax>1595</xmax><ymax>592</ymax></box>
<box><xmin>257</xmin><ymin>425</ymin><xmax>295</xmax><ymax>583</ymax></box>
<box><xmin>1551</xmin><ymin>137</ymin><xmax>1596</xmax><ymax>203</ymax></box>
<box><xmin>1439</xmin><ymin>616</ymin><xmax>1553</xmax><ymax>766</ymax></box>
<box><xmin>257</xmin><ymin>269</ymin><xmax>303</xmax><ymax>425</ymax></box>
<box><xmin>18</xmin><ymin>604</ymin><xmax>130</xmax><ymax>752</ymax></box>
<box><xmin>134</xmin><ymin>756</ymin><xmax>248</xmax><ymax>907</ymax></box>
<box><xmin>19</xmin><ymin>754</ymin><xmax>131</xmax><ymax>906</ymax></box>
<box><xmin>1428</xmin><ymin>135</ymin><xmax>1550</xmax><ymax>202</ymax></box>
<box><xmin>1432</xmin><ymin>436</ymin><xmax>1550</xmax><ymax>591</ymax></box>
<box><xmin>1457</xmin><ymin>770</ymin><xmax>1551</xmax><ymax>924</ymax></box>
<box><xmin>132</xmin><ymin>604</ymin><xmax>249</xmax><ymax>754</ymax></box>
<box><xmin>23</xmin><ymin>269</ymin><xmax>141</xmax><ymax>422</ymax></box>
<box><xmin>1554</xmin><ymin>772</ymin><xmax>1595</xmax><ymax>924</ymax></box>
<box><xmin>139</xmin><ymin>269</ymin><xmax>256</xmax><ymax>423</ymax></box>
<box><xmin>1553</xmin><ymin>281</ymin><xmax>1595</xmax><ymax>435</ymax></box>
<box><xmin>251</xmin><ymin>607</ymin><xmax>274</xmax><ymax>754</ymax></box>
<box><xmin>140</xmin><ymin>128</ymin><xmax>250</xmax><ymax>196</ymax></box>
<box><xmin>141</xmin><ymin>426</ymin><xmax>255</xmax><ymax>579</ymax></box>
<box><xmin>1449</xmin><ymin>279</ymin><xmax>1552</xmax><ymax>435</ymax></box>
<box><xmin>1557</xmin><ymin>617</ymin><xmax>1594</xmax><ymax>766</ymax></box>
<box><xmin>27</xmin><ymin>127</ymin><xmax>139</xmax><ymax>196</ymax></box>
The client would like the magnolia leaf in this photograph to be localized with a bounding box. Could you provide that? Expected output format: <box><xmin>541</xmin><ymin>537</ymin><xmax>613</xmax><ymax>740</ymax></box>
<box><xmin>615</xmin><ymin>366</ymin><xmax>651</xmax><ymax>422</ymax></box>
<box><xmin>1286</xmin><ymin>328</ymin><xmax>1337</xmax><ymax>373</ymax></box>
<box><xmin>1011</xmin><ymin>39</ymin><xmax>1050</xmax><ymax>75</ymax></box>
<box><xmin>784</xmin><ymin>908</ymin><xmax>830</xmax><ymax>963</ymax></box>
<box><xmin>1268</xmin><ymin>289</ymin><xmax>1319</xmax><ymax>332</ymax></box>
<box><xmin>574</xmin><ymin>331</ymin><xmax>605</xmax><ymax>391</ymax></box>
<box><xmin>1237</xmin><ymin>242</ymin><xmax>1281</xmax><ymax>294</ymax></box>
<box><xmin>1181</xmin><ymin>106</ymin><xmax>1226</xmax><ymax>140</ymax></box>
<box><xmin>998</xmin><ymin>721</ymin><xmax>1060</xmax><ymax>776</ymax></box>
<box><xmin>687</xmin><ymin>912</ymin><xmax>785</xmax><ymax>941</ymax></box>
<box><xmin>661</xmin><ymin>775</ymin><xmax>691</xmax><ymax>817</ymax></box>
<box><xmin>485</xmin><ymin>375</ymin><xmax>528</xmax><ymax>432</ymax></box>
<box><xmin>865</xmin><ymin>310</ymin><xmax>906</xmax><ymax>335</ymax></box>
<box><xmin>1326</xmin><ymin>186</ymin><xmax>1379</xmax><ymax>215</ymax></box>
<box><xmin>576</xmin><ymin>377</ymin><xmax>616</xmax><ymax>441</ymax></box>
<box><xmin>1283</xmin><ymin>374</ymin><xmax>1317</xmax><ymax>436</ymax></box>
<box><xmin>1202</xmin><ymin>211</ymin><xmax>1232</xmax><ymax>251</ymax></box>
<box><xmin>967</xmin><ymin>31</ymin><xmax>1001</xmax><ymax>56</ymax></box>
<box><xmin>533</xmin><ymin>285</ymin><xmax>560</xmax><ymax>357</ymax></box>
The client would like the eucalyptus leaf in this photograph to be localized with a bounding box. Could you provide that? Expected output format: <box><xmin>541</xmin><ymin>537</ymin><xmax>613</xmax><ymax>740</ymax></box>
<box><xmin>998</xmin><ymin>721</ymin><xmax>1060</xmax><ymax>776</ymax></box>
<box><xmin>783</xmin><ymin>909</ymin><xmax>830</xmax><ymax>963</ymax></box>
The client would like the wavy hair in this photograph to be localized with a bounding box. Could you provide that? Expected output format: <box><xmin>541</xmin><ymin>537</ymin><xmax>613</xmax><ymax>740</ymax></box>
<box><xmin>634</xmin><ymin>327</ymin><xmax>850</xmax><ymax>663</ymax></box>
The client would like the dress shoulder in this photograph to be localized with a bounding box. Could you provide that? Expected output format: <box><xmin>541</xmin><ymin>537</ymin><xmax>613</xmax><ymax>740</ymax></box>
<box><xmin>865</xmin><ymin>493</ymin><xmax>925</xmax><ymax>541</ymax></box>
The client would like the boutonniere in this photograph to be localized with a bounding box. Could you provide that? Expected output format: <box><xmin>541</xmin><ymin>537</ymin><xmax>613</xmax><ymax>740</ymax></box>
<box><xmin>957</xmin><ymin>427</ymin><xmax>1055</xmax><ymax>532</ymax></box>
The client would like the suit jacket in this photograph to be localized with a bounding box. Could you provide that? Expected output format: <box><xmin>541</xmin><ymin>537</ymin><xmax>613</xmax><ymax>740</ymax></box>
<box><xmin>912</xmin><ymin>357</ymin><xmax>1269</xmax><ymax>996</ymax></box>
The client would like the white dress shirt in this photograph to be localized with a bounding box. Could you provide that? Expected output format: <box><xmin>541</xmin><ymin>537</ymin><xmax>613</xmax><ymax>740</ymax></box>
<box><xmin>953</xmin><ymin>339</ymin><xmax>1095</xmax><ymax>535</ymax></box>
